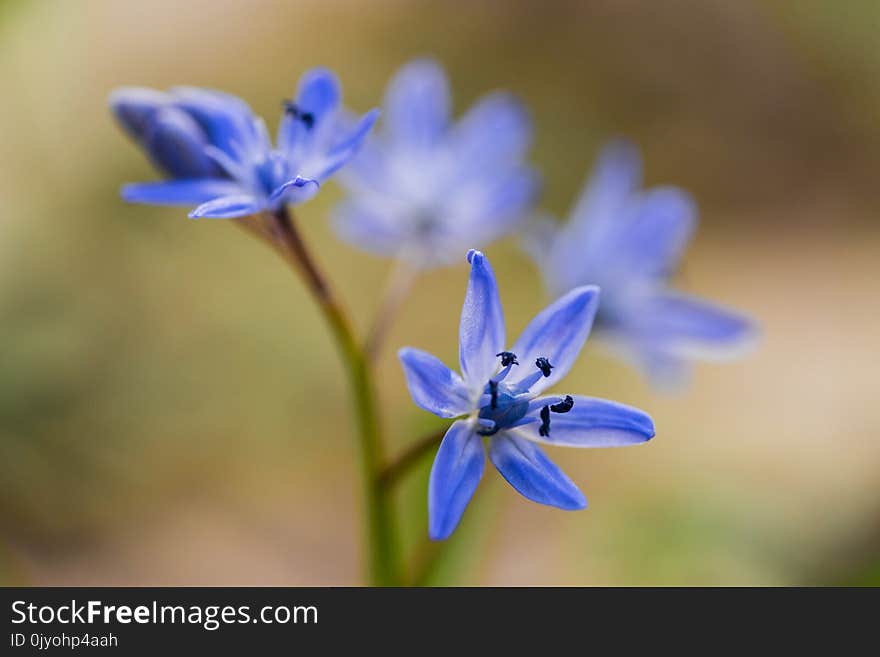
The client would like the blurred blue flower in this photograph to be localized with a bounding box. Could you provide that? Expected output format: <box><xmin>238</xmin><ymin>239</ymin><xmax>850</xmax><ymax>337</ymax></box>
<box><xmin>334</xmin><ymin>59</ymin><xmax>539</xmax><ymax>268</ymax></box>
<box><xmin>110</xmin><ymin>69</ymin><xmax>378</xmax><ymax>219</ymax></box>
<box><xmin>523</xmin><ymin>140</ymin><xmax>757</xmax><ymax>388</ymax></box>
<box><xmin>399</xmin><ymin>250</ymin><xmax>655</xmax><ymax>540</ymax></box>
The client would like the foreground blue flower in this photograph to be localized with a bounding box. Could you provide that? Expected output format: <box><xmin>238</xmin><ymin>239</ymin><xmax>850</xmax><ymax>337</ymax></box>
<box><xmin>110</xmin><ymin>69</ymin><xmax>378</xmax><ymax>218</ymax></box>
<box><xmin>334</xmin><ymin>58</ymin><xmax>539</xmax><ymax>268</ymax></box>
<box><xmin>524</xmin><ymin>140</ymin><xmax>756</xmax><ymax>387</ymax></box>
<box><xmin>399</xmin><ymin>250</ymin><xmax>655</xmax><ymax>540</ymax></box>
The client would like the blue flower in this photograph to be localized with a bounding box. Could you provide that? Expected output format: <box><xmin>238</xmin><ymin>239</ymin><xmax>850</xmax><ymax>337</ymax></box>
<box><xmin>399</xmin><ymin>250</ymin><xmax>655</xmax><ymax>540</ymax></box>
<box><xmin>333</xmin><ymin>58</ymin><xmax>539</xmax><ymax>268</ymax></box>
<box><xmin>110</xmin><ymin>69</ymin><xmax>378</xmax><ymax>219</ymax></box>
<box><xmin>523</xmin><ymin>140</ymin><xmax>757</xmax><ymax>387</ymax></box>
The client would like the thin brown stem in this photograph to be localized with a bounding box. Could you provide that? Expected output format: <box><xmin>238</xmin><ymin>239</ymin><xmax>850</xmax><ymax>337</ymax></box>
<box><xmin>266</xmin><ymin>208</ymin><xmax>333</xmax><ymax>302</ymax></box>
<box><xmin>235</xmin><ymin>215</ymin><xmax>302</xmax><ymax>274</ymax></box>
<box><xmin>235</xmin><ymin>214</ymin><xmax>273</xmax><ymax>242</ymax></box>
<box><xmin>379</xmin><ymin>425</ymin><xmax>449</xmax><ymax>488</ymax></box>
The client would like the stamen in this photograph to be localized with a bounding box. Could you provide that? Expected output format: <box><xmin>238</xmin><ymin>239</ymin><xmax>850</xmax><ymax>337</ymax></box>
<box><xmin>281</xmin><ymin>100</ymin><xmax>315</xmax><ymax>129</ymax></box>
<box><xmin>550</xmin><ymin>395</ymin><xmax>574</xmax><ymax>414</ymax></box>
<box><xmin>493</xmin><ymin>364</ymin><xmax>513</xmax><ymax>383</ymax></box>
<box><xmin>496</xmin><ymin>351</ymin><xmax>519</xmax><ymax>367</ymax></box>
<box><xmin>538</xmin><ymin>405</ymin><xmax>551</xmax><ymax>437</ymax></box>
<box><xmin>510</xmin><ymin>369</ymin><xmax>543</xmax><ymax>395</ymax></box>
<box><xmin>488</xmin><ymin>380</ymin><xmax>499</xmax><ymax>409</ymax></box>
<box><xmin>535</xmin><ymin>357</ymin><xmax>554</xmax><ymax>378</ymax></box>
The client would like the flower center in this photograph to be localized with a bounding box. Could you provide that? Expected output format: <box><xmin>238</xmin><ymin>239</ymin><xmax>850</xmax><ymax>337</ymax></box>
<box><xmin>255</xmin><ymin>159</ymin><xmax>278</xmax><ymax>195</ymax></box>
<box><xmin>473</xmin><ymin>352</ymin><xmax>575</xmax><ymax>438</ymax></box>
<box><xmin>476</xmin><ymin>389</ymin><xmax>528</xmax><ymax>436</ymax></box>
<box><xmin>410</xmin><ymin>210</ymin><xmax>446</xmax><ymax>240</ymax></box>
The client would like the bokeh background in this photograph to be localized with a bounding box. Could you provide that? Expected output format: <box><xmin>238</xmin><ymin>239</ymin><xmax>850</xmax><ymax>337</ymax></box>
<box><xmin>1</xmin><ymin>0</ymin><xmax>879</xmax><ymax>586</ymax></box>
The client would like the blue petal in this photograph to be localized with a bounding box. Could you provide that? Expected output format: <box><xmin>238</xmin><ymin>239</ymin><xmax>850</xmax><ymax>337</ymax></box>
<box><xmin>608</xmin><ymin>187</ymin><xmax>696</xmax><ymax>281</ymax></box>
<box><xmin>302</xmin><ymin>108</ymin><xmax>380</xmax><ymax>181</ymax></box>
<box><xmin>328</xmin><ymin>109</ymin><xmax>380</xmax><ymax>157</ymax></box>
<box><xmin>444</xmin><ymin>166</ymin><xmax>540</xmax><ymax>242</ymax></box>
<box><xmin>450</xmin><ymin>92</ymin><xmax>531</xmax><ymax>179</ymax></box>
<box><xmin>594</xmin><ymin>332</ymin><xmax>695</xmax><ymax>390</ymax></box>
<box><xmin>296</xmin><ymin>68</ymin><xmax>341</xmax><ymax>118</ymax></box>
<box><xmin>398</xmin><ymin>348</ymin><xmax>473</xmax><ymax>418</ymax></box>
<box><xmin>268</xmin><ymin>176</ymin><xmax>320</xmax><ymax>206</ymax></box>
<box><xmin>143</xmin><ymin>106</ymin><xmax>219</xmax><ymax>178</ymax></box>
<box><xmin>121</xmin><ymin>179</ymin><xmax>243</xmax><ymax>206</ymax></box>
<box><xmin>188</xmin><ymin>194</ymin><xmax>264</xmax><ymax>219</ymax></box>
<box><xmin>109</xmin><ymin>87</ymin><xmax>169</xmax><ymax>141</ymax></box>
<box><xmin>517</xmin><ymin>395</ymin><xmax>654</xmax><ymax>447</ymax></box>
<box><xmin>549</xmin><ymin>140</ymin><xmax>642</xmax><ymax>290</ymax></box>
<box><xmin>635</xmin><ymin>349</ymin><xmax>693</xmax><ymax>391</ymax></box>
<box><xmin>429</xmin><ymin>421</ymin><xmax>485</xmax><ymax>540</ymax></box>
<box><xmin>626</xmin><ymin>291</ymin><xmax>757</xmax><ymax>360</ymax></box>
<box><xmin>507</xmin><ymin>285</ymin><xmax>600</xmax><ymax>395</ymax></box>
<box><xmin>278</xmin><ymin>68</ymin><xmax>342</xmax><ymax>156</ymax></box>
<box><xmin>459</xmin><ymin>250</ymin><xmax>506</xmax><ymax>390</ymax></box>
<box><xmin>331</xmin><ymin>198</ymin><xmax>406</xmax><ymax>257</ymax></box>
<box><xmin>569</xmin><ymin>138</ymin><xmax>642</xmax><ymax>235</ymax></box>
<box><xmin>519</xmin><ymin>214</ymin><xmax>561</xmax><ymax>275</ymax></box>
<box><xmin>488</xmin><ymin>434</ymin><xmax>586</xmax><ymax>510</ymax></box>
<box><xmin>384</xmin><ymin>58</ymin><xmax>450</xmax><ymax>149</ymax></box>
<box><xmin>335</xmin><ymin>132</ymin><xmax>393</xmax><ymax>197</ymax></box>
<box><xmin>172</xmin><ymin>87</ymin><xmax>260</xmax><ymax>158</ymax></box>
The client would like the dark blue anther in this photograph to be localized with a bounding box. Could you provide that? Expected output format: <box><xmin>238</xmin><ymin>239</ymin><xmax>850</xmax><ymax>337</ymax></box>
<box><xmin>282</xmin><ymin>100</ymin><xmax>315</xmax><ymax>129</ymax></box>
<box><xmin>496</xmin><ymin>351</ymin><xmax>519</xmax><ymax>367</ymax></box>
<box><xmin>489</xmin><ymin>380</ymin><xmax>499</xmax><ymax>409</ymax></box>
<box><xmin>535</xmin><ymin>357</ymin><xmax>554</xmax><ymax>378</ymax></box>
<box><xmin>538</xmin><ymin>405</ymin><xmax>551</xmax><ymax>437</ymax></box>
<box><xmin>550</xmin><ymin>395</ymin><xmax>574</xmax><ymax>414</ymax></box>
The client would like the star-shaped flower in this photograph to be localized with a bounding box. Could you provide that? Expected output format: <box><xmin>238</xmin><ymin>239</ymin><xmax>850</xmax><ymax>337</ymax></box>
<box><xmin>334</xmin><ymin>58</ymin><xmax>538</xmax><ymax>268</ymax></box>
<box><xmin>524</xmin><ymin>140</ymin><xmax>757</xmax><ymax>387</ymax></box>
<box><xmin>399</xmin><ymin>250</ymin><xmax>655</xmax><ymax>540</ymax></box>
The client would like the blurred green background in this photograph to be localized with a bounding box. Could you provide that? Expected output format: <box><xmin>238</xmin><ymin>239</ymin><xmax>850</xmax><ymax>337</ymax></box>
<box><xmin>1</xmin><ymin>0</ymin><xmax>879</xmax><ymax>586</ymax></box>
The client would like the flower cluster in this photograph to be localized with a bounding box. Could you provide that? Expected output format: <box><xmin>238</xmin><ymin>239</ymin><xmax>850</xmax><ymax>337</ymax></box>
<box><xmin>111</xmin><ymin>58</ymin><xmax>755</xmax><ymax>542</ymax></box>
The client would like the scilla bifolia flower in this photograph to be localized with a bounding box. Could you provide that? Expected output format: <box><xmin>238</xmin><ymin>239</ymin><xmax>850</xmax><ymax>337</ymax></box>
<box><xmin>334</xmin><ymin>59</ymin><xmax>538</xmax><ymax>268</ymax></box>
<box><xmin>110</xmin><ymin>69</ymin><xmax>377</xmax><ymax>218</ymax></box>
<box><xmin>399</xmin><ymin>250</ymin><xmax>655</xmax><ymax>540</ymax></box>
<box><xmin>524</xmin><ymin>140</ymin><xmax>756</xmax><ymax>387</ymax></box>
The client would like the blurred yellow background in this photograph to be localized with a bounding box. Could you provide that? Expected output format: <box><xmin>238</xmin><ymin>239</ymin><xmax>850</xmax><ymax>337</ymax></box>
<box><xmin>1</xmin><ymin>0</ymin><xmax>879</xmax><ymax>585</ymax></box>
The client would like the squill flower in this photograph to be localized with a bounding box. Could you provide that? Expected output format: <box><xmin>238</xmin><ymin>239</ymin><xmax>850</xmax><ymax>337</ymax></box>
<box><xmin>399</xmin><ymin>250</ymin><xmax>655</xmax><ymax>540</ymax></box>
<box><xmin>110</xmin><ymin>69</ymin><xmax>377</xmax><ymax>218</ymax></box>
<box><xmin>333</xmin><ymin>59</ymin><xmax>538</xmax><ymax>268</ymax></box>
<box><xmin>524</xmin><ymin>140</ymin><xmax>756</xmax><ymax>387</ymax></box>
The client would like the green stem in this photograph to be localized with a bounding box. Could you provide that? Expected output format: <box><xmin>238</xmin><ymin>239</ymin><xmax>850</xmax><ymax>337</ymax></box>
<box><xmin>379</xmin><ymin>425</ymin><xmax>448</xmax><ymax>488</ymax></box>
<box><xmin>364</xmin><ymin>260</ymin><xmax>418</xmax><ymax>362</ymax></box>
<box><xmin>379</xmin><ymin>425</ymin><xmax>450</xmax><ymax>585</ymax></box>
<box><xmin>266</xmin><ymin>208</ymin><xmax>401</xmax><ymax>586</ymax></box>
<box><xmin>407</xmin><ymin>537</ymin><xmax>443</xmax><ymax>586</ymax></box>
